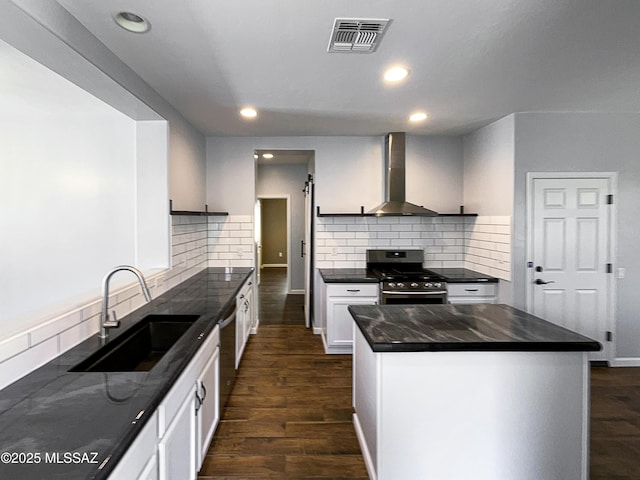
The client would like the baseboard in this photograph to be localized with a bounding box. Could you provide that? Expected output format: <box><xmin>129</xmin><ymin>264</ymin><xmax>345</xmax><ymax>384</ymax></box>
<box><xmin>312</xmin><ymin>326</ymin><xmax>322</xmax><ymax>335</ymax></box>
<box><xmin>353</xmin><ymin>413</ymin><xmax>377</xmax><ymax>480</ymax></box>
<box><xmin>610</xmin><ymin>357</ymin><xmax>640</xmax><ymax>367</ymax></box>
<box><xmin>289</xmin><ymin>289</ymin><xmax>304</xmax><ymax>295</ymax></box>
<box><xmin>261</xmin><ymin>264</ymin><xmax>287</xmax><ymax>268</ymax></box>
<box><xmin>250</xmin><ymin>318</ymin><xmax>259</xmax><ymax>335</ymax></box>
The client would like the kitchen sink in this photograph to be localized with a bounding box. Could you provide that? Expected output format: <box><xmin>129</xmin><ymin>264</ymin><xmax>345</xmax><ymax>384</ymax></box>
<box><xmin>69</xmin><ymin>314</ymin><xmax>200</xmax><ymax>372</ymax></box>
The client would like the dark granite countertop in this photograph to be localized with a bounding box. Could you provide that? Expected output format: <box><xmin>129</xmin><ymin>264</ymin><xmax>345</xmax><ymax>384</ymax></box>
<box><xmin>319</xmin><ymin>267</ymin><xmax>497</xmax><ymax>283</ymax></box>
<box><xmin>424</xmin><ymin>268</ymin><xmax>498</xmax><ymax>283</ymax></box>
<box><xmin>0</xmin><ymin>267</ymin><xmax>253</xmax><ymax>480</ymax></box>
<box><xmin>349</xmin><ymin>304</ymin><xmax>601</xmax><ymax>353</ymax></box>
<box><xmin>318</xmin><ymin>268</ymin><xmax>379</xmax><ymax>283</ymax></box>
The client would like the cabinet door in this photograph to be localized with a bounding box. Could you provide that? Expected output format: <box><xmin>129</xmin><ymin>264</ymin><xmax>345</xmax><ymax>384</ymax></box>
<box><xmin>159</xmin><ymin>391</ymin><xmax>196</xmax><ymax>480</ymax></box>
<box><xmin>196</xmin><ymin>346</ymin><xmax>220</xmax><ymax>471</ymax></box>
<box><xmin>138</xmin><ymin>454</ymin><xmax>159</xmax><ymax>480</ymax></box>
<box><xmin>327</xmin><ymin>297</ymin><xmax>378</xmax><ymax>348</ymax></box>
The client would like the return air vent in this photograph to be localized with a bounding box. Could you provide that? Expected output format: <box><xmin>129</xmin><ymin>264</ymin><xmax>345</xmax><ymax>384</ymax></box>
<box><xmin>327</xmin><ymin>18</ymin><xmax>391</xmax><ymax>53</ymax></box>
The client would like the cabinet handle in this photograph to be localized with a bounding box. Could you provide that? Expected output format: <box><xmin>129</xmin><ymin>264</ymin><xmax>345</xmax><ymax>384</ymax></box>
<box><xmin>201</xmin><ymin>384</ymin><xmax>207</xmax><ymax>402</ymax></box>
<box><xmin>347</xmin><ymin>289</ymin><xmax>361</xmax><ymax>293</ymax></box>
<box><xmin>194</xmin><ymin>390</ymin><xmax>202</xmax><ymax>413</ymax></box>
<box><xmin>465</xmin><ymin>288</ymin><xmax>479</xmax><ymax>292</ymax></box>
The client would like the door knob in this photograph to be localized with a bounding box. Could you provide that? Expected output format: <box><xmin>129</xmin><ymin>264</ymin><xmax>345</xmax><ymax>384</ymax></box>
<box><xmin>535</xmin><ymin>279</ymin><xmax>555</xmax><ymax>285</ymax></box>
<box><xmin>535</xmin><ymin>266</ymin><xmax>544</xmax><ymax>272</ymax></box>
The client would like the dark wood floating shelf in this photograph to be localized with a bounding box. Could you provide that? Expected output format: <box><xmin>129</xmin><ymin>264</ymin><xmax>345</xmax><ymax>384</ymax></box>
<box><xmin>316</xmin><ymin>206</ymin><xmax>478</xmax><ymax>217</ymax></box>
<box><xmin>169</xmin><ymin>200</ymin><xmax>228</xmax><ymax>217</ymax></box>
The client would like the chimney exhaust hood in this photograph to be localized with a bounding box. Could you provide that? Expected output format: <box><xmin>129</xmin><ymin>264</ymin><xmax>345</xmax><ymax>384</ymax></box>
<box><xmin>368</xmin><ymin>132</ymin><xmax>438</xmax><ymax>216</ymax></box>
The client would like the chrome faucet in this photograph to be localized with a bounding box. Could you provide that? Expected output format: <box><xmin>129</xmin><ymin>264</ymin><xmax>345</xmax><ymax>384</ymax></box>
<box><xmin>100</xmin><ymin>265</ymin><xmax>152</xmax><ymax>338</ymax></box>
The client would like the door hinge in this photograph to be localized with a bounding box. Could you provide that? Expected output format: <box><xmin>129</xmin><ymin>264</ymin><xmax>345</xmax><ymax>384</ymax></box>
<box><xmin>606</xmin><ymin>331</ymin><xmax>613</xmax><ymax>342</ymax></box>
<box><xmin>606</xmin><ymin>194</ymin><xmax>614</xmax><ymax>205</ymax></box>
<box><xmin>606</xmin><ymin>263</ymin><xmax>613</xmax><ymax>273</ymax></box>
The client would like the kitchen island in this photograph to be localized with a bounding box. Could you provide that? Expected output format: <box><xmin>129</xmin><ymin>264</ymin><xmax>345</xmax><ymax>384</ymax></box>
<box><xmin>348</xmin><ymin>303</ymin><xmax>600</xmax><ymax>480</ymax></box>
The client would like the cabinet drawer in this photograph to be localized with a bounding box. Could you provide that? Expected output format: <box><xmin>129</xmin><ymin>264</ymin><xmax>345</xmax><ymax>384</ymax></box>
<box><xmin>326</xmin><ymin>283</ymin><xmax>379</xmax><ymax>297</ymax></box>
<box><xmin>447</xmin><ymin>283</ymin><xmax>497</xmax><ymax>297</ymax></box>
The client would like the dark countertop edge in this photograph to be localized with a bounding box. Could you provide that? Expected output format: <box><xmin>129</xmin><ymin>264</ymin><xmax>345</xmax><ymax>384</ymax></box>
<box><xmin>318</xmin><ymin>268</ymin><xmax>498</xmax><ymax>284</ymax></box>
<box><xmin>318</xmin><ymin>269</ymin><xmax>379</xmax><ymax>283</ymax></box>
<box><xmin>364</xmin><ymin>339</ymin><xmax>602</xmax><ymax>353</ymax></box>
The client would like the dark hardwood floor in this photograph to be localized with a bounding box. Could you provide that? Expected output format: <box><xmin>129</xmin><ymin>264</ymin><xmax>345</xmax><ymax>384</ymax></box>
<box><xmin>199</xmin><ymin>267</ymin><xmax>640</xmax><ymax>479</ymax></box>
<box><xmin>199</xmin><ymin>268</ymin><xmax>367</xmax><ymax>479</ymax></box>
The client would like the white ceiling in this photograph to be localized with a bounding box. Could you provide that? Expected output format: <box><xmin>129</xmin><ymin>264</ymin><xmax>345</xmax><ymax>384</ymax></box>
<box><xmin>54</xmin><ymin>0</ymin><xmax>640</xmax><ymax>137</ymax></box>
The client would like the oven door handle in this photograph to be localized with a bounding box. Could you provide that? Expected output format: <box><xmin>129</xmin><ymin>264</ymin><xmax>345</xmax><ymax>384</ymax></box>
<box><xmin>382</xmin><ymin>290</ymin><xmax>447</xmax><ymax>295</ymax></box>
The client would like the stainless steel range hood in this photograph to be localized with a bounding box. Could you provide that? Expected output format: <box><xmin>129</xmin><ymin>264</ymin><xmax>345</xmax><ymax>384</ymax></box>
<box><xmin>368</xmin><ymin>132</ymin><xmax>438</xmax><ymax>216</ymax></box>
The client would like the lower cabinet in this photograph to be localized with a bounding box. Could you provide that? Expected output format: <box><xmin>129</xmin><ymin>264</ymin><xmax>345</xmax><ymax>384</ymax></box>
<box><xmin>236</xmin><ymin>277</ymin><xmax>254</xmax><ymax>367</ymax></box>
<box><xmin>109</xmin><ymin>325</ymin><xmax>220</xmax><ymax>480</ymax></box>
<box><xmin>106</xmin><ymin>411</ymin><xmax>159</xmax><ymax>480</ymax></box>
<box><xmin>447</xmin><ymin>283</ymin><xmax>498</xmax><ymax>304</ymax></box>
<box><xmin>195</xmin><ymin>345</ymin><xmax>220</xmax><ymax>469</ymax></box>
<box><xmin>323</xmin><ymin>283</ymin><xmax>378</xmax><ymax>354</ymax></box>
<box><xmin>159</xmin><ymin>390</ymin><xmax>196</xmax><ymax>480</ymax></box>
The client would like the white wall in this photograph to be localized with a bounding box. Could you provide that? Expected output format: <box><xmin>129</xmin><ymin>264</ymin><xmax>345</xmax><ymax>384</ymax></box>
<box><xmin>256</xmin><ymin>164</ymin><xmax>308</xmax><ymax>291</ymax></box>
<box><xmin>462</xmin><ymin>115</ymin><xmax>515</xmax><ymax>303</ymax></box>
<box><xmin>1</xmin><ymin>0</ymin><xmax>207</xmax><ymax>211</ymax></box>
<box><xmin>463</xmin><ymin>115</ymin><xmax>515</xmax><ymax>216</ymax></box>
<box><xmin>206</xmin><ymin>136</ymin><xmax>384</xmax><ymax>215</ymax></box>
<box><xmin>406</xmin><ymin>136</ymin><xmax>464</xmax><ymax>214</ymax></box>
<box><xmin>0</xmin><ymin>3</ymin><xmax>207</xmax><ymax>370</ymax></box>
<box><xmin>0</xmin><ymin>39</ymin><xmax>138</xmax><ymax>336</ymax></box>
<box><xmin>206</xmin><ymin>135</ymin><xmax>465</xmax><ymax>215</ymax></box>
<box><xmin>513</xmin><ymin>112</ymin><xmax>640</xmax><ymax>360</ymax></box>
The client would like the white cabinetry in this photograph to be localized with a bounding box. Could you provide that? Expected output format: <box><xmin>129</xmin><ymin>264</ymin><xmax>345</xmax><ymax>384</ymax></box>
<box><xmin>159</xmin><ymin>390</ymin><xmax>196</xmax><ymax>480</ymax></box>
<box><xmin>195</xmin><ymin>345</ymin><xmax>220</xmax><ymax>470</ymax></box>
<box><xmin>236</xmin><ymin>277</ymin><xmax>254</xmax><ymax>368</ymax></box>
<box><xmin>157</xmin><ymin>325</ymin><xmax>220</xmax><ymax>479</ymax></box>
<box><xmin>323</xmin><ymin>283</ymin><xmax>378</xmax><ymax>354</ymax></box>
<box><xmin>106</xmin><ymin>411</ymin><xmax>159</xmax><ymax>480</ymax></box>
<box><xmin>447</xmin><ymin>283</ymin><xmax>498</xmax><ymax>304</ymax></box>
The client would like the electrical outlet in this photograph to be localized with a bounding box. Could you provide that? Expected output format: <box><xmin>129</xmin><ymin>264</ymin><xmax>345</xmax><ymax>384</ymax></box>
<box><xmin>278</xmin><ymin>252</ymin><xmax>283</xmax><ymax>257</ymax></box>
<box><xmin>618</xmin><ymin>267</ymin><xmax>626</xmax><ymax>279</ymax></box>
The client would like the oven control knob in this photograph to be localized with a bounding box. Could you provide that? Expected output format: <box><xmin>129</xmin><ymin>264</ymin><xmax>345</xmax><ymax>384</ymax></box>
<box><xmin>397</xmin><ymin>282</ymin><xmax>405</xmax><ymax>288</ymax></box>
<box><xmin>433</xmin><ymin>282</ymin><xmax>442</xmax><ymax>288</ymax></box>
<box><xmin>410</xmin><ymin>282</ymin><xmax>419</xmax><ymax>288</ymax></box>
<box><xmin>425</xmin><ymin>282</ymin><xmax>432</xmax><ymax>288</ymax></box>
<box><xmin>388</xmin><ymin>282</ymin><xmax>396</xmax><ymax>288</ymax></box>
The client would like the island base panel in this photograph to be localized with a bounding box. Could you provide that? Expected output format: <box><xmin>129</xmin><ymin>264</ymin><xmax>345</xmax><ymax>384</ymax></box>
<box><xmin>353</xmin><ymin>328</ymin><xmax>589</xmax><ymax>480</ymax></box>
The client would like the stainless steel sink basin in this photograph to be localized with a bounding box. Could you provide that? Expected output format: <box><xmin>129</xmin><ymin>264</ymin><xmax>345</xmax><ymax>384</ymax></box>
<box><xmin>70</xmin><ymin>314</ymin><xmax>200</xmax><ymax>372</ymax></box>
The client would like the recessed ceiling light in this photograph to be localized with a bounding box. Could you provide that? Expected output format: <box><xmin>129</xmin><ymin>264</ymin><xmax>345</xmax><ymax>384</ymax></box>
<box><xmin>409</xmin><ymin>112</ymin><xmax>428</xmax><ymax>122</ymax></box>
<box><xmin>240</xmin><ymin>107</ymin><xmax>258</xmax><ymax>118</ymax></box>
<box><xmin>262</xmin><ymin>153</ymin><xmax>274</xmax><ymax>159</ymax></box>
<box><xmin>114</xmin><ymin>12</ymin><xmax>151</xmax><ymax>33</ymax></box>
<box><xmin>384</xmin><ymin>66</ymin><xmax>409</xmax><ymax>82</ymax></box>
<box><xmin>253</xmin><ymin>154</ymin><xmax>258</xmax><ymax>160</ymax></box>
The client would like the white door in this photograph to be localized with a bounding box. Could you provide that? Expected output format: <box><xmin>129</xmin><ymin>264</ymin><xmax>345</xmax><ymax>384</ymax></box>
<box><xmin>528</xmin><ymin>174</ymin><xmax>614</xmax><ymax>361</ymax></box>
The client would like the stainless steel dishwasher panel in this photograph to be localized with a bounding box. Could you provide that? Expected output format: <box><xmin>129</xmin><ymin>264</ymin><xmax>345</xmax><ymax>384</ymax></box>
<box><xmin>218</xmin><ymin>303</ymin><xmax>237</xmax><ymax>411</ymax></box>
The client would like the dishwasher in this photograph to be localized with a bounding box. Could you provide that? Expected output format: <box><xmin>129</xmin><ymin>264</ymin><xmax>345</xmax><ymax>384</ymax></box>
<box><xmin>218</xmin><ymin>302</ymin><xmax>237</xmax><ymax>411</ymax></box>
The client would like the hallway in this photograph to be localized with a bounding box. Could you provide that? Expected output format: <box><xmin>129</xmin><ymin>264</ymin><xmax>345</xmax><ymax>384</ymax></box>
<box><xmin>198</xmin><ymin>268</ymin><xmax>367</xmax><ymax>478</ymax></box>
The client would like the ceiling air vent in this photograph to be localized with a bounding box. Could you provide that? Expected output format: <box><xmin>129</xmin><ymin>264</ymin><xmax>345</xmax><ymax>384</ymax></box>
<box><xmin>327</xmin><ymin>18</ymin><xmax>391</xmax><ymax>53</ymax></box>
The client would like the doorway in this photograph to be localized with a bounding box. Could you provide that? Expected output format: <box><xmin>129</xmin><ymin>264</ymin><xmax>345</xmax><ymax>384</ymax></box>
<box><xmin>526</xmin><ymin>172</ymin><xmax>617</xmax><ymax>362</ymax></box>
<box><xmin>254</xmin><ymin>149</ymin><xmax>315</xmax><ymax>327</ymax></box>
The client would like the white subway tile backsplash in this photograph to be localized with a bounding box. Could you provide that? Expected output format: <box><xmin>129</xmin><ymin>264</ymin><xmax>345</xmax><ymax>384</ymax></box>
<box><xmin>315</xmin><ymin>214</ymin><xmax>511</xmax><ymax>279</ymax></box>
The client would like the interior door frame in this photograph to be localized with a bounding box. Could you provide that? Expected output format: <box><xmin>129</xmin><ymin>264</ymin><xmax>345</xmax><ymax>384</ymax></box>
<box><xmin>525</xmin><ymin>171</ymin><xmax>617</xmax><ymax>363</ymax></box>
<box><xmin>257</xmin><ymin>194</ymin><xmax>292</xmax><ymax>292</ymax></box>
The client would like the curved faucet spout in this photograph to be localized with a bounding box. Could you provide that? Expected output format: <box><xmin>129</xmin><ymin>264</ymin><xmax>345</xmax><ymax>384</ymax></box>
<box><xmin>100</xmin><ymin>265</ymin><xmax>152</xmax><ymax>339</ymax></box>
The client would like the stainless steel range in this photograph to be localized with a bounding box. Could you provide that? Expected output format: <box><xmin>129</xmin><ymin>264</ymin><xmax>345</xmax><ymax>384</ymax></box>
<box><xmin>366</xmin><ymin>249</ymin><xmax>447</xmax><ymax>304</ymax></box>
